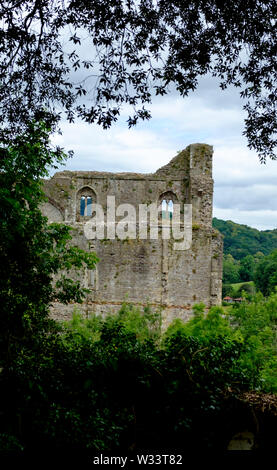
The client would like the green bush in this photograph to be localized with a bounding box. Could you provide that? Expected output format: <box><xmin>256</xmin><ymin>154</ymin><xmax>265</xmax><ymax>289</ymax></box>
<box><xmin>164</xmin><ymin>303</ymin><xmax>243</xmax><ymax>343</ymax></box>
<box><xmin>164</xmin><ymin>299</ymin><xmax>277</xmax><ymax>393</ymax></box>
<box><xmin>62</xmin><ymin>302</ymin><xmax>162</xmax><ymax>347</ymax></box>
<box><xmin>0</xmin><ymin>299</ymin><xmax>276</xmax><ymax>455</ymax></box>
<box><xmin>229</xmin><ymin>292</ymin><xmax>277</xmax><ymax>392</ymax></box>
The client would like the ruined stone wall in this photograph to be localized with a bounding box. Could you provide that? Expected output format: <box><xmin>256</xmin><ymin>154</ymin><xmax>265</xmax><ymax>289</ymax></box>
<box><xmin>41</xmin><ymin>143</ymin><xmax>223</xmax><ymax>326</ymax></box>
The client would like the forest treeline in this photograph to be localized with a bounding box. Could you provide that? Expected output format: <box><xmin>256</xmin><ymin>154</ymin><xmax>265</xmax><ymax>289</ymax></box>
<box><xmin>213</xmin><ymin>218</ymin><xmax>277</xmax><ymax>260</ymax></box>
<box><xmin>213</xmin><ymin>218</ymin><xmax>277</xmax><ymax>297</ymax></box>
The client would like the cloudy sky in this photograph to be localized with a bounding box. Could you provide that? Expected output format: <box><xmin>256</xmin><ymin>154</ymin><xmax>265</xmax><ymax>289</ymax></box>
<box><xmin>52</xmin><ymin>75</ymin><xmax>277</xmax><ymax>231</ymax></box>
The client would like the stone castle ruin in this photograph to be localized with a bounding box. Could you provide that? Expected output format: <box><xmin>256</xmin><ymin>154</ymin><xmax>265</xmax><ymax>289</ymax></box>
<box><xmin>41</xmin><ymin>143</ymin><xmax>223</xmax><ymax>326</ymax></box>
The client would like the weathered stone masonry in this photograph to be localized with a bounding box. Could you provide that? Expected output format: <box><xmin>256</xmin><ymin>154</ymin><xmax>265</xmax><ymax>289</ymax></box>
<box><xmin>41</xmin><ymin>143</ymin><xmax>223</xmax><ymax>327</ymax></box>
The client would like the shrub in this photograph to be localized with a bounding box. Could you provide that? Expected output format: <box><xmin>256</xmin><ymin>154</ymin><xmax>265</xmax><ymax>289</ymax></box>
<box><xmin>62</xmin><ymin>303</ymin><xmax>162</xmax><ymax>347</ymax></box>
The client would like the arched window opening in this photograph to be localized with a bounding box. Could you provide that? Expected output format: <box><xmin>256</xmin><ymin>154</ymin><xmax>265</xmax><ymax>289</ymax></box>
<box><xmin>159</xmin><ymin>192</ymin><xmax>177</xmax><ymax>221</ymax></box>
<box><xmin>161</xmin><ymin>199</ymin><xmax>174</xmax><ymax>219</ymax></box>
<box><xmin>77</xmin><ymin>187</ymin><xmax>96</xmax><ymax>220</ymax></box>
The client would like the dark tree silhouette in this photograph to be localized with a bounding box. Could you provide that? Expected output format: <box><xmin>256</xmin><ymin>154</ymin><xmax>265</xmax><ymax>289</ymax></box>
<box><xmin>0</xmin><ymin>0</ymin><xmax>276</xmax><ymax>160</ymax></box>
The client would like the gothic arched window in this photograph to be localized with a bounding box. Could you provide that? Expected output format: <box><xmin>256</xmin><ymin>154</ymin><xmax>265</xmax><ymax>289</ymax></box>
<box><xmin>77</xmin><ymin>187</ymin><xmax>96</xmax><ymax>220</ymax></box>
<box><xmin>159</xmin><ymin>192</ymin><xmax>177</xmax><ymax>221</ymax></box>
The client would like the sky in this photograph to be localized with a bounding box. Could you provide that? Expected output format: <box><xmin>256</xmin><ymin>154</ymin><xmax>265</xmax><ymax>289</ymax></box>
<box><xmin>52</xmin><ymin>75</ymin><xmax>277</xmax><ymax>231</ymax></box>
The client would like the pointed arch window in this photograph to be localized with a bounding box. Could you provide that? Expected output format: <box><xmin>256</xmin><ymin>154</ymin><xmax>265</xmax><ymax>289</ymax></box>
<box><xmin>159</xmin><ymin>192</ymin><xmax>177</xmax><ymax>221</ymax></box>
<box><xmin>77</xmin><ymin>187</ymin><xmax>96</xmax><ymax>220</ymax></box>
<box><xmin>161</xmin><ymin>199</ymin><xmax>173</xmax><ymax>219</ymax></box>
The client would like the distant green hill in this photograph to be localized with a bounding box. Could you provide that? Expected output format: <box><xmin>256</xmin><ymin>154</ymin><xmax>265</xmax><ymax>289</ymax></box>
<box><xmin>212</xmin><ymin>218</ymin><xmax>277</xmax><ymax>260</ymax></box>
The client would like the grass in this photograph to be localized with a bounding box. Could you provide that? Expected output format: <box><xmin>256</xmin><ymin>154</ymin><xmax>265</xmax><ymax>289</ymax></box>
<box><xmin>230</xmin><ymin>280</ymin><xmax>255</xmax><ymax>289</ymax></box>
<box><xmin>221</xmin><ymin>305</ymin><xmax>233</xmax><ymax>314</ymax></box>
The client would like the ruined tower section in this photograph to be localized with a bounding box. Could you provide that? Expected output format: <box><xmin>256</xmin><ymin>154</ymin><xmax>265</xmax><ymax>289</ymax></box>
<box><xmin>41</xmin><ymin>143</ymin><xmax>222</xmax><ymax>325</ymax></box>
<box><xmin>187</xmin><ymin>144</ymin><xmax>222</xmax><ymax>310</ymax></box>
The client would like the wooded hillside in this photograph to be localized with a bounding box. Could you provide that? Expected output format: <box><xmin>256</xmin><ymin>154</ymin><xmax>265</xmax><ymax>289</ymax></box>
<box><xmin>213</xmin><ymin>218</ymin><xmax>277</xmax><ymax>260</ymax></box>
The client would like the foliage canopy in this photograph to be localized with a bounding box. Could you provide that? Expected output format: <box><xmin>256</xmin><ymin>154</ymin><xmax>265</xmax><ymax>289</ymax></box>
<box><xmin>0</xmin><ymin>122</ymin><xmax>98</xmax><ymax>362</ymax></box>
<box><xmin>1</xmin><ymin>299</ymin><xmax>276</xmax><ymax>455</ymax></box>
<box><xmin>0</xmin><ymin>1</ymin><xmax>276</xmax><ymax>160</ymax></box>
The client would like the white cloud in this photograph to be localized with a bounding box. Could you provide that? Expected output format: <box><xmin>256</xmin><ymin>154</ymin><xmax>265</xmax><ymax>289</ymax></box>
<box><xmin>52</xmin><ymin>121</ymin><xmax>175</xmax><ymax>173</ymax></box>
<box><xmin>149</xmin><ymin>96</ymin><xmax>244</xmax><ymax>136</ymax></box>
